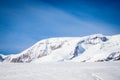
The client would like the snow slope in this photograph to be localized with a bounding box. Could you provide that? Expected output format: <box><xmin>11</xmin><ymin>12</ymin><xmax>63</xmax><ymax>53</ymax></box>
<box><xmin>2</xmin><ymin>34</ymin><xmax>120</xmax><ymax>63</ymax></box>
<box><xmin>72</xmin><ymin>35</ymin><xmax>120</xmax><ymax>62</ymax></box>
<box><xmin>0</xmin><ymin>61</ymin><xmax>120</xmax><ymax>80</ymax></box>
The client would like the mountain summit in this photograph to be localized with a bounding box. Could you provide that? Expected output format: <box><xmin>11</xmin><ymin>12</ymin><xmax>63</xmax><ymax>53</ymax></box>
<box><xmin>1</xmin><ymin>34</ymin><xmax>120</xmax><ymax>63</ymax></box>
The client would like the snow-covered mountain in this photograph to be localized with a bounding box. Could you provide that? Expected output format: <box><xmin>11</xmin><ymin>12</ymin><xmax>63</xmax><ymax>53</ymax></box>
<box><xmin>2</xmin><ymin>34</ymin><xmax>120</xmax><ymax>63</ymax></box>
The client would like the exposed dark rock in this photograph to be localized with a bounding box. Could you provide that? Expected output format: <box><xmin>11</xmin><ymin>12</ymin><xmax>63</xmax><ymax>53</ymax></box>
<box><xmin>114</xmin><ymin>54</ymin><xmax>120</xmax><ymax>60</ymax></box>
<box><xmin>0</xmin><ymin>55</ymin><xmax>4</xmax><ymax>62</ymax></box>
<box><xmin>50</xmin><ymin>44</ymin><xmax>63</xmax><ymax>50</ymax></box>
<box><xmin>72</xmin><ymin>42</ymin><xmax>85</xmax><ymax>59</ymax></box>
<box><xmin>101</xmin><ymin>37</ymin><xmax>108</xmax><ymax>42</ymax></box>
<box><xmin>96</xmin><ymin>60</ymin><xmax>104</xmax><ymax>62</ymax></box>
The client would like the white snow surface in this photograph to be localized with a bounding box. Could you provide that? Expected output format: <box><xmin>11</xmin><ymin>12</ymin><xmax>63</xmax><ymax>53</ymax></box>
<box><xmin>2</xmin><ymin>34</ymin><xmax>120</xmax><ymax>63</ymax></box>
<box><xmin>0</xmin><ymin>61</ymin><xmax>120</xmax><ymax>80</ymax></box>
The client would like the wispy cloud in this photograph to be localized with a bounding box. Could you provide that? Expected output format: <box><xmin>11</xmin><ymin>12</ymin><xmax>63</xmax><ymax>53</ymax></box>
<box><xmin>0</xmin><ymin>0</ymin><xmax>120</xmax><ymax>54</ymax></box>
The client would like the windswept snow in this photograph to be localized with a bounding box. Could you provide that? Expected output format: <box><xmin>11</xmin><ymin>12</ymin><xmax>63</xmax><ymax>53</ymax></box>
<box><xmin>0</xmin><ymin>61</ymin><xmax>120</xmax><ymax>80</ymax></box>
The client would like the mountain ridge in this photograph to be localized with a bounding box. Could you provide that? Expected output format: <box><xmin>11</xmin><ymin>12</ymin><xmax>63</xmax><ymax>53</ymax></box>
<box><xmin>1</xmin><ymin>34</ymin><xmax>120</xmax><ymax>63</ymax></box>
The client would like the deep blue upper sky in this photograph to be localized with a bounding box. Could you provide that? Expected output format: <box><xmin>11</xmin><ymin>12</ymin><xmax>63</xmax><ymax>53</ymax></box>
<box><xmin>0</xmin><ymin>0</ymin><xmax>120</xmax><ymax>55</ymax></box>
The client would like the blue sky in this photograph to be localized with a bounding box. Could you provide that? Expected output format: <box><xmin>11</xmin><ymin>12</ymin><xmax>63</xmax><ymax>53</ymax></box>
<box><xmin>0</xmin><ymin>0</ymin><xmax>120</xmax><ymax>55</ymax></box>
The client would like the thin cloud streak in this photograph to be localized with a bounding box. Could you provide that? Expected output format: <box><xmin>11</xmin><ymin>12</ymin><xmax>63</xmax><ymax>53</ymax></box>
<box><xmin>0</xmin><ymin>0</ymin><xmax>119</xmax><ymax>54</ymax></box>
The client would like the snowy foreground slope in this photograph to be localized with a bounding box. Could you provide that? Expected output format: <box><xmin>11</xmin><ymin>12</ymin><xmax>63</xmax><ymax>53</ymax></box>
<box><xmin>1</xmin><ymin>34</ymin><xmax>120</xmax><ymax>63</ymax></box>
<box><xmin>0</xmin><ymin>61</ymin><xmax>120</xmax><ymax>80</ymax></box>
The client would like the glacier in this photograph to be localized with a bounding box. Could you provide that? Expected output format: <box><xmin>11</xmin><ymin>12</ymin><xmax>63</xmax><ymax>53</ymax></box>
<box><xmin>1</xmin><ymin>34</ymin><xmax>120</xmax><ymax>63</ymax></box>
